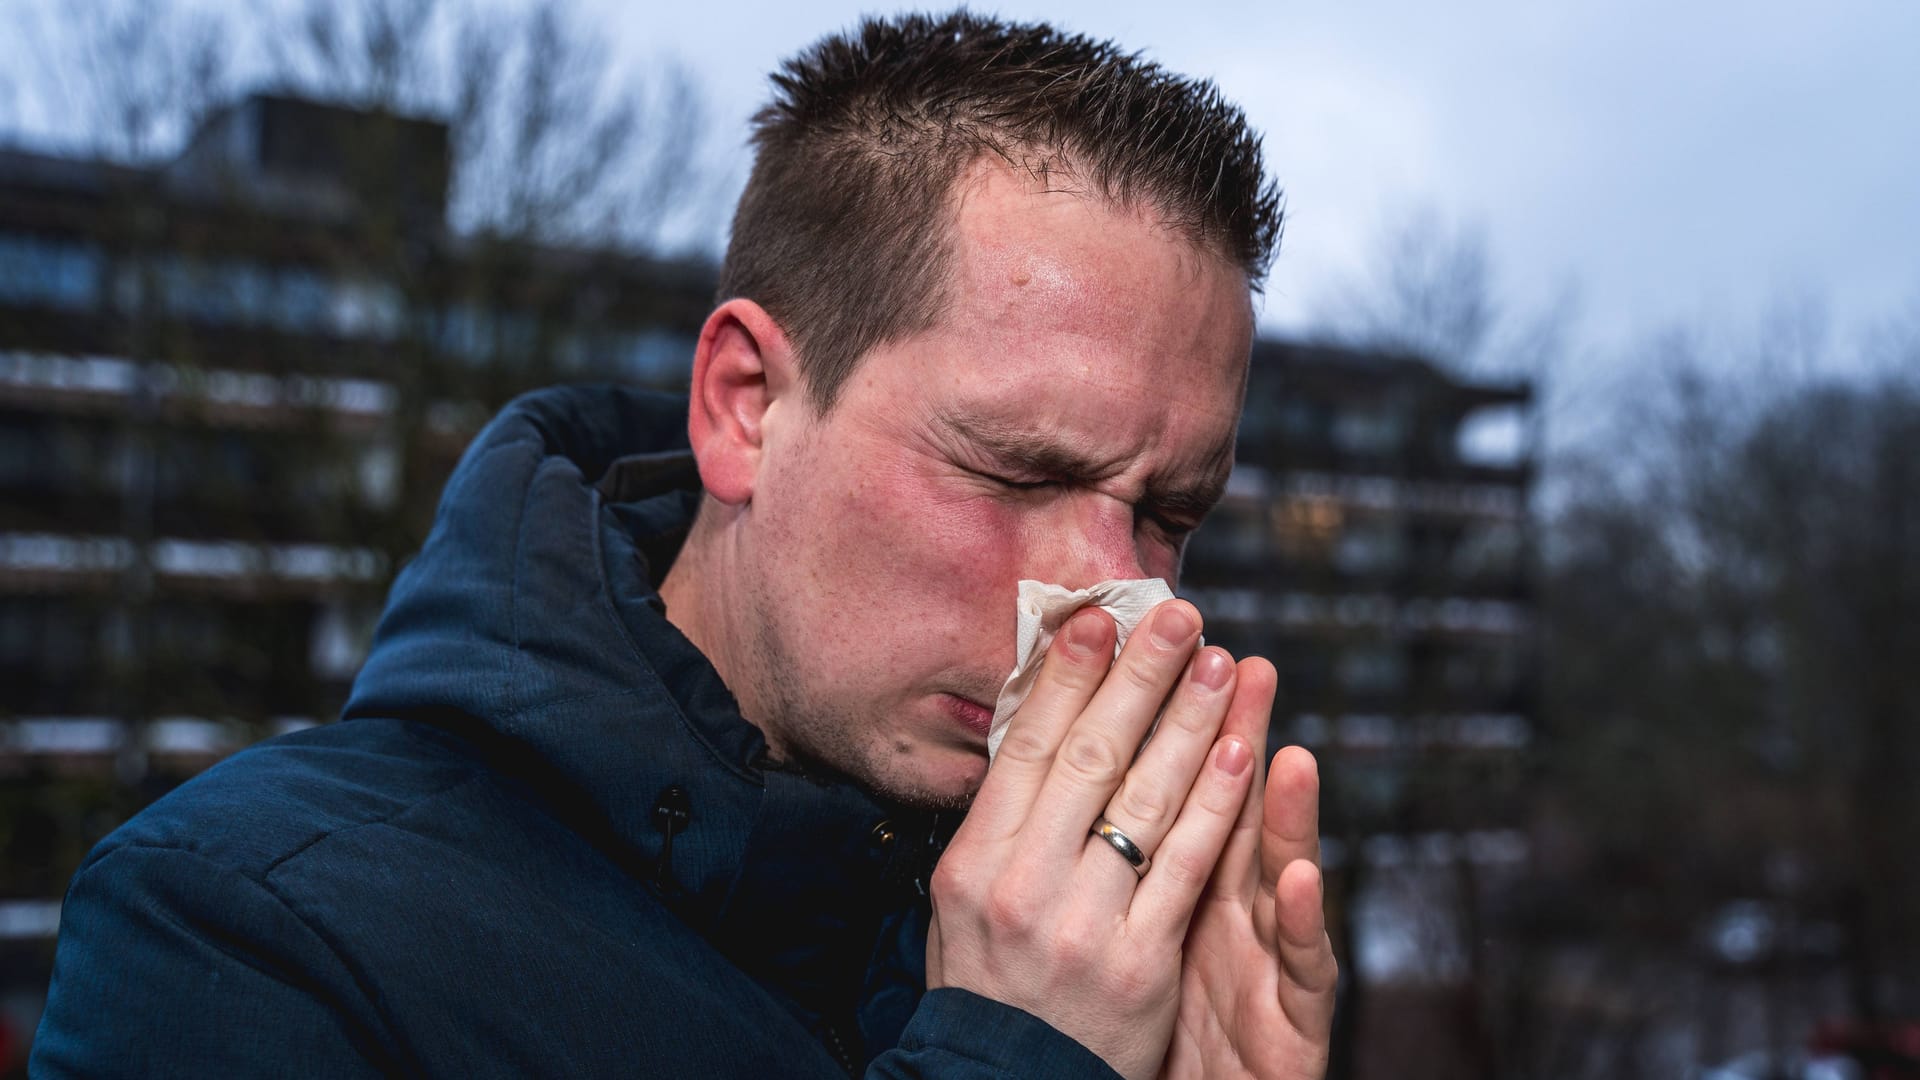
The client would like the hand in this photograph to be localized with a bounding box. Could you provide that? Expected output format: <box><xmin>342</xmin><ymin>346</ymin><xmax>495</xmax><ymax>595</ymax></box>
<box><xmin>1159</xmin><ymin>660</ymin><xmax>1338</xmax><ymax>1080</ymax></box>
<box><xmin>928</xmin><ymin>601</ymin><xmax>1257</xmax><ymax>1079</ymax></box>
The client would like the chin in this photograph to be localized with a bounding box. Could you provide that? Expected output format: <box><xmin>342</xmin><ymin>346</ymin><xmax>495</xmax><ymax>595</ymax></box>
<box><xmin>861</xmin><ymin>742</ymin><xmax>988</xmax><ymax>812</ymax></box>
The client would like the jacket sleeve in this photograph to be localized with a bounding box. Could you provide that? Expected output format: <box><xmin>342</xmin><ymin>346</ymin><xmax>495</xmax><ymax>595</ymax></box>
<box><xmin>865</xmin><ymin>988</ymin><xmax>1125</xmax><ymax>1079</ymax></box>
<box><xmin>31</xmin><ymin>843</ymin><xmax>394</xmax><ymax>1079</ymax></box>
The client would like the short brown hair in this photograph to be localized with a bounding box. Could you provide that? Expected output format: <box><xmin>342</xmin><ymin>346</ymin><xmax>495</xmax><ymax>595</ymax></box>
<box><xmin>717</xmin><ymin>10</ymin><xmax>1283</xmax><ymax>410</ymax></box>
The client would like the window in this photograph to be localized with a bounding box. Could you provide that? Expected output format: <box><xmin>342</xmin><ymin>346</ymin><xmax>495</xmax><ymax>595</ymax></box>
<box><xmin>1455</xmin><ymin>404</ymin><xmax>1527</xmax><ymax>468</ymax></box>
<box><xmin>1451</xmin><ymin>521</ymin><xmax>1523</xmax><ymax>579</ymax></box>
<box><xmin>1330</xmin><ymin>406</ymin><xmax>1406</xmax><ymax>456</ymax></box>
<box><xmin>327</xmin><ymin>278</ymin><xmax>403</xmax><ymax>339</ymax></box>
<box><xmin>1186</xmin><ymin>506</ymin><xmax>1269</xmax><ymax>564</ymax></box>
<box><xmin>1334</xmin><ymin>521</ymin><xmax>1406</xmax><ymax>576</ymax></box>
<box><xmin>275</xmin><ymin>267</ymin><xmax>331</xmax><ymax>333</ymax></box>
<box><xmin>611</xmin><ymin>329</ymin><xmax>695</xmax><ymax>383</ymax></box>
<box><xmin>434</xmin><ymin>303</ymin><xmax>538</xmax><ymax>362</ymax></box>
<box><xmin>1338</xmin><ymin>644</ymin><xmax>1407</xmax><ymax>693</ymax></box>
<box><xmin>143</xmin><ymin>256</ymin><xmax>401</xmax><ymax>339</ymax></box>
<box><xmin>155</xmin><ymin>255</ymin><xmax>267</xmax><ymax>324</ymax></box>
<box><xmin>0</xmin><ymin>231</ymin><xmax>102</xmax><ymax>310</ymax></box>
<box><xmin>1269</xmin><ymin>496</ymin><xmax>1345</xmax><ymax>563</ymax></box>
<box><xmin>0</xmin><ymin>599</ymin><xmax>92</xmax><ymax>676</ymax></box>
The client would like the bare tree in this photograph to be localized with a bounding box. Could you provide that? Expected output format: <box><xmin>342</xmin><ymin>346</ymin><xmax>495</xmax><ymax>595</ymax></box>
<box><xmin>9</xmin><ymin>0</ymin><xmax>728</xmax><ymax>253</ymax></box>
<box><xmin>1536</xmin><ymin>313</ymin><xmax>1920</xmax><ymax>1075</ymax></box>
<box><xmin>1312</xmin><ymin>204</ymin><xmax>1578</xmax><ymax>382</ymax></box>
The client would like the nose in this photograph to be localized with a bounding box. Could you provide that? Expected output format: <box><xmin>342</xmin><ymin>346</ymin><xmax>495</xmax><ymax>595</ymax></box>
<box><xmin>1025</xmin><ymin>491</ymin><xmax>1151</xmax><ymax>589</ymax></box>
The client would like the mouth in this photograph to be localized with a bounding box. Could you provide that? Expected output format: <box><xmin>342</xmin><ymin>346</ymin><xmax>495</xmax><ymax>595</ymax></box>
<box><xmin>940</xmin><ymin>693</ymin><xmax>995</xmax><ymax>740</ymax></box>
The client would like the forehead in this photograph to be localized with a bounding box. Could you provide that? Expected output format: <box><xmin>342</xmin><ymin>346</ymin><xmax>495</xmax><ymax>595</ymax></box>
<box><xmin>887</xmin><ymin>159</ymin><xmax>1253</xmax><ymax>452</ymax></box>
<box><xmin>945</xmin><ymin>160</ymin><xmax>1246</xmax><ymax>337</ymax></box>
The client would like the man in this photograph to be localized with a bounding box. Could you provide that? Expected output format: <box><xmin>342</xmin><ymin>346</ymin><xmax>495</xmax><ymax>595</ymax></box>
<box><xmin>34</xmin><ymin>12</ymin><xmax>1334</xmax><ymax>1078</ymax></box>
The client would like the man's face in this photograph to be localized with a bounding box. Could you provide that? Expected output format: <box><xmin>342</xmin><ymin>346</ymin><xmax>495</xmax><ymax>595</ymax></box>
<box><xmin>741</xmin><ymin>160</ymin><xmax>1254</xmax><ymax>808</ymax></box>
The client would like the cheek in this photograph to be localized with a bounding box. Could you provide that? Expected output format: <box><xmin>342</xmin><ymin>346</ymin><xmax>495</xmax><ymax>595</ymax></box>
<box><xmin>838</xmin><ymin>470</ymin><xmax>1021</xmax><ymax>595</ymax></box>
<box><xmin>1139</xmin><ymin>544</ymin><xmax>1179</xmax><ymax>585</ymax></box>
<box><xmin>826</xmin><ymin>475</ymin><xmax>1024</xmax><ymax>683</ymax></box>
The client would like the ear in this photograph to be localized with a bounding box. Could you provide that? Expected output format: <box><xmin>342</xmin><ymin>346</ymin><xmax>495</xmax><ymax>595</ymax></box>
<box><xmin>685</xmin><ymin>298</ymin><xmax>800</xmax><ymax>505</ymax></box>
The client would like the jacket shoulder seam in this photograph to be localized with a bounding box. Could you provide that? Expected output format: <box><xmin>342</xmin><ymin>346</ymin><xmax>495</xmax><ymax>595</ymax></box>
<box><xmin>260</xmin><ymin>769</ymin><xmax>493</xmax><ymax>878</ymax></box>
<box><xmin>73</xmin><ymin>841</ymin><xmax>397</xmax><ymax>1055</ymax></box>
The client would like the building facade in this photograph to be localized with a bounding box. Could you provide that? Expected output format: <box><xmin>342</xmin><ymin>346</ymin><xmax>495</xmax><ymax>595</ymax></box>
<box><xmin>0</xmin><ymin>94</ymin><xmax>712</xmax><ymax>1052</ymax></box>
<box><xmin>1180</xmin><ymin>341</ymin><xmax>1536</xmax><ymax>1078</ymax></box>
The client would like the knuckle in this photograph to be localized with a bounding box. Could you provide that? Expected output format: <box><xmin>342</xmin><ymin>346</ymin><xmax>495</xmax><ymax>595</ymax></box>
<box><xmin>929</xmin><ymin>858</ymin><xmax>978</xmax><ymax>907</ymax></box>
<box><xmin>1296</xmin><ymin>944</ymin><xmax>1340</xmax><ymax>993</ymax></box>
<box><xmin>983</xmin><ymin>883</ymin><xmax>1033</xmax><ymax>933</ymax></box>
<box><xmin>1111</xmin><ymin>779</ymin><xmax>1175</xmax><ymax>832</ymax></box>
<box><xmin>1115</xmin><ymin>960</ymin><xmax>1160</xmax><ymax>1005</ymax></box>
<box><xmin>995</xmin><ymin>723</ymin><xmax>1053</xmax><ymax>765</ymax></box>
<box><xmin>1193</xmin><ymin>769</ymin><xmax>1247</xmax><ymax>816</ymax></box>
<box><xmin>1158</xmin><ymin>698</ymin><xmax>1216</xmax><ymax>738</ymax></box>
<box><xmin>1160</xmin><ymin>842</ymin><xmax>1216</xmax><ymax>889</ymax></box>
<box><xmin>1037</xmin><ymin>647</ymin><xmax>1110</xmax><ymax>699</ymax></box>
<box><xmin>1048</xmin><ymin>922</ymin><xmax>1096</xmax><ymax>970</ymax></box>
<box><xmin>1058</xmin><ymin>730</ymin><xmax>1126</xmax><ymax>786</ymax></box>
<box><xmin>1118</xmin><ymin>655</ymin><xmax>1172</xmax><ymax>695</ymax></box>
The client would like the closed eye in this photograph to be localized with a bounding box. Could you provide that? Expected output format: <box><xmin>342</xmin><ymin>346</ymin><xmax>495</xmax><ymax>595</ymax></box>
<box><xmin>991</xmin><ymin>475</ymin><xmax>1053</xmax><ymax>491</ymax></box>
<box><xmin>963</xmin><ymin>465</ymin><xmax>1054</xmax><ymax>491</ymax></box>
<box><xmin>1145</xmin><ymin>512</ymin><xmax>1199</xmax><ymax>540</ymax></box>
<box><xmin>969</xmin><ymin>465</ymin><xmax>1201</xmax><ymax>540</ymax></box>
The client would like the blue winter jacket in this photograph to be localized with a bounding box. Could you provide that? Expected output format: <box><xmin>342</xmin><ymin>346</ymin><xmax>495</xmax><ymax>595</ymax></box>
<box><xmin>32</xmin><ymin>385</ymin><xmax>1119</xmax><ymax>1078</ymax></box>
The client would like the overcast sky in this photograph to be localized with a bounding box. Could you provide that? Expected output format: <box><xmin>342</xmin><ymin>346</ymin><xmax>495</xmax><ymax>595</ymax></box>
<box><xmin>5</xmin><ymin>0</ymin><xmax>1915</xmax><ymax>396</ymax></box>
<box><xmin>592</xmin><ymin>0</ymin><xmax>1920</xmax><ymax>385</ymax></box>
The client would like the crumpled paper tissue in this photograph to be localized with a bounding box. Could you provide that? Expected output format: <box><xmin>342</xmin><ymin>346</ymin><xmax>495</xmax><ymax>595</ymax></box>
<box><xmin>987</xmin><ymin>578</ymin><xmax>1192</xmax><ymax>761</ymax></box>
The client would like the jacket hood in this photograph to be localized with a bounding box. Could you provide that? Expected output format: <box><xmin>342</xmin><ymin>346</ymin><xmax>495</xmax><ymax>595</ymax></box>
<box><xmin>345</xmin><ymin>384</ymin><xmax>942</xmax><ymax>1045</ymax></box>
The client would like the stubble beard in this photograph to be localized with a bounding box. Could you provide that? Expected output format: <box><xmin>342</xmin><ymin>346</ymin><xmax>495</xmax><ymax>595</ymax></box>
<box><xmin>743</xmin><ymin>590</ymin><xmax>977</xmax><ymax>813</ymax></box>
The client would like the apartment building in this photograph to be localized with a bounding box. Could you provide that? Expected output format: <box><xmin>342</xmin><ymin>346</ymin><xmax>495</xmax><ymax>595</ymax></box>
<box><xmin>0</xmin><ymin>94</ymin><xmax>710</xmax><ymax>1048</ymax></box>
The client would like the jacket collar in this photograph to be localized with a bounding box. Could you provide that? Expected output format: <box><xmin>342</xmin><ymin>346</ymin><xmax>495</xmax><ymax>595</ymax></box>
<box><xmin>346</xmin><ymin>385</ymin><xmax>949</xmax><ymax>1017</ymax></box>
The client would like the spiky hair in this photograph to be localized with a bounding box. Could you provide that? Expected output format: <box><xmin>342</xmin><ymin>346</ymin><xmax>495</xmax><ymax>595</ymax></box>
<box><xmin>718</xmin><ymin>10</ymin><xmax>1283</xmax><ymax>409</ymax></box>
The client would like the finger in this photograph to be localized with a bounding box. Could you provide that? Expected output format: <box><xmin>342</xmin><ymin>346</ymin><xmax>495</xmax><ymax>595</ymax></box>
<box><xmin>1254</xmin><ymin>745</ymin><xmax>1320</xmax><ymax>945</ymax></box>
<box><xmin>1095</xmin><ymin>646</ymin><xmax>1237</xmax><ymax>870</ymax></box>
<box><xmin>1274</xmin><ymin>858</ymin><xmax>1338</xmax><ymax>1038</ymax></box>
<box><xmin>1261</xmin><ymin>746</ymin><xmax>1321</xmax><ymax>887</ymax></box>
<box><xmin>1027</xmin><ymin>600</ymin><xmax>1202</xmax><ymax>862</ymax></box>
<box><xmin>966</xmin><ymin>608</ymin><xmax>1116</xmax><ymax>840</ymax></box>
<box><xmin>1211</xmin><ymin>656</ymin><xmax>1276</xmax><ymax>905</ymax></box>
<box><xmin>1127</xmin><ymin>733</ymin><xmax>1255</xmax><ymax>936</ymax></box>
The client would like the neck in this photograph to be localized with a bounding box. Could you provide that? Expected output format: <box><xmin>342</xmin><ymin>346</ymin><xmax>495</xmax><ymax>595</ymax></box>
<box><xmin>658</xmin><ymin>498</ymin><xmax>767</xmax><ymax>743</ymax></box>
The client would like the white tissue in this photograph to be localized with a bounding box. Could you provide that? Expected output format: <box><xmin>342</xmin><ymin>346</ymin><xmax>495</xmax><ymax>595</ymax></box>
<box><xmin>986</xmin><ymin>578</ymin><xmax>1181</xmax><ymax>761</ymax></box>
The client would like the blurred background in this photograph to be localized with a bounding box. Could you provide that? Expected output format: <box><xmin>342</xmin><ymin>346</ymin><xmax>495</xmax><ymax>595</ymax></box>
<box><xmin>0</xmin><ymin>1</ymin><xmax>1915</xmax><ymax>1076</ymax></box>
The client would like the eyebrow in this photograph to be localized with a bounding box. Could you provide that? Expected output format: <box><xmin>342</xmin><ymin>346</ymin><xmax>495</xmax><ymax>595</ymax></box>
<box><xmin>936</xmin><ymin>409</ymin><xmax>1232</xmax><ymax>522</ymax></box>
<box><xmin>938</xmin><ymin>410</ymin><xmax>1109</xmax><ymax>479</ymax></box>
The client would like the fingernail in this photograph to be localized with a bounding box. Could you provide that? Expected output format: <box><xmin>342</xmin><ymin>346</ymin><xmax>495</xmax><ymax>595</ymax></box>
<box><xmin>1216</xmin><ymin>737</ymin><xmax>1252</xmax><ymax>777</ymax></box>
<box><xmin>1150</xmin><ymin>604</ymin><xmax>1197</xmax><ymax>648</ymax></box>
<box><xmin>1192</xmin><ymin>649</ymin><xmax>1231</xmax><ymax>690</ymax></box>
<box><xmin>1066</xmin><ymin>612</ymin><xmax>1104</xmax><ymax>657</ymax></box>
